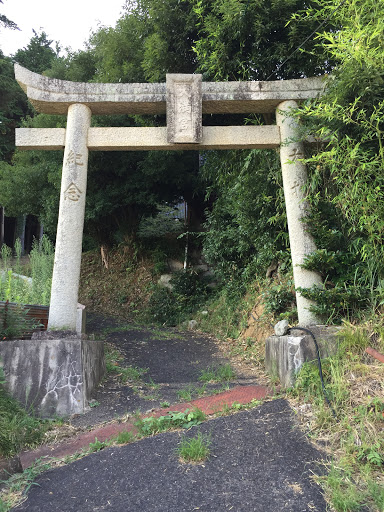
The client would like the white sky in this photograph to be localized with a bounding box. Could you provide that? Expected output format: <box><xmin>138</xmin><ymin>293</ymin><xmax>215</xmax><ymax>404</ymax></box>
<box><xmin>0</xmin><ymin>0</ymin><xmax>127</xmax><ymax>57</ymax></box>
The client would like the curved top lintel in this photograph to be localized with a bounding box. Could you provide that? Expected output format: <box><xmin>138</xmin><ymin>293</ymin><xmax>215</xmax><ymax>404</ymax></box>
<box><xmin>14</xmin><ymin>64</ymin><xmax>327</xmax><ymax>116</ymax></box>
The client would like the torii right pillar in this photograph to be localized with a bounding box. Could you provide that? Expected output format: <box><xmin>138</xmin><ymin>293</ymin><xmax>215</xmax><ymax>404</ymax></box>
<box><xmin>276</xmin><ymin>100</ymin><xmax>322</xmax><ymax>326</ymax></box>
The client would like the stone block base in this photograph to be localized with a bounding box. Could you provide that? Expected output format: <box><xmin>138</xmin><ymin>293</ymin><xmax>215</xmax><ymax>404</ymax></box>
<box><xmin>0</xmin><ymin>455</ymin><xmax>22</xmax><ymax>484</ymax></box>
<box><xmin>0</xmin><ymin>337</ymin><xmax>104</xmax><ymax>418</ymax></box>
<box><xmin>265</xmin><ymin>325</ymin><xmax>339</xmax><ymax>388</ymax></box>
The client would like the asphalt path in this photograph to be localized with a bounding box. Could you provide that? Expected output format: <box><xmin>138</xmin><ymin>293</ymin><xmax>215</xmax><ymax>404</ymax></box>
<box><xmin>71</xmin><ymin>314</ymin><xmax>258</xmax><ymax>428</ymax></box>
<box><xmin>14</xmin><ymin>399</ymin><xmax>326</xmax><ymax>512</ymax></box>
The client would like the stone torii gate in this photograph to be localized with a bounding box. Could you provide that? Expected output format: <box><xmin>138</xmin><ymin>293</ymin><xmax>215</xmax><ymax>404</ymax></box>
<box><xmin>15</xmin><ymin>64</ymin><xmax>324</xmax><ymax>330</ymax></box>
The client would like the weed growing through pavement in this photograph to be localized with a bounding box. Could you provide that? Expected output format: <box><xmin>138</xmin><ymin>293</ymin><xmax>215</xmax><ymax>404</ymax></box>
<box><xmin>101</xmin><ymin>325</ymin><xmax>146</xmax><ymax>336</ymax></box>
<box><xmin>88</xmin><ymin>438</ymin><xmax>110</xmax><ymax>453</ymax></box>
<box><xmin>104</xmin><ymin>343</ymin><xmax>148</xmax><ymax>384</ymax></box>
<box><xmin>198</xmin><ymin>363</ymin><xmax>235</xmax><ymax>383</ymax></box>
<box><xmin>101</xmin><ymin>325</ymin><xmax>180</xmax><ymax>341</ymax></box>
<box><xmin>177</xmin><ymin>431</ymin><xmax>211</xmax><ymax>464</ymax></box>
<box><xmin>0</xmin><ymin>458</ymin><xmax>56</xmax><ymax>511</ymax></box>
<box><xmin>0</xmin><ymin>398</ymin><xmax>270</xmax><ymax>511</ymax></box>
<box><xmin>114</xmin><ymin>431</ymin><xmax>135</xmax><ymax>444</ymax></box>
<box><xmin>147</xmin><ymin>377</ymin><xmax>160</xmax><ymax>390</ymax></box>
<box><xmin>134</xmin><ymin>408</ymin><xmax>206</xmax><ymax>436</ymax></box>
<box><xmin>145</xmin><ymin>328</ymin><xmax>181</xmax><ymax>341</ymax></box>
<box><xmin>176</xmin><ymin>381</ymin><xmax>231</xmax><ymax>402</ymax></box>
<box><xmin>176</xmin><ymin>384</ymin><xmax>208</xmax><ymax>401</ymax></box>
<box><xmin>176</xmin><ymin>369</ymin><xmax>235</xmax><ymax>401</ymax></box>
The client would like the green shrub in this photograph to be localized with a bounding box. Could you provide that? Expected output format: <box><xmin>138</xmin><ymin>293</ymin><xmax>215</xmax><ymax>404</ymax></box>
<box><xmin>0</xmin><ymin>237</ymin><xmax>53</xmax><ymax>307</ymax></box>
<box><xmin>0</xmin><ymin>303</ymin><xmax>38</xmax><ymax>340</ymax></box>
<box><xmin>147</xmin><ymin>270</ymin><xmax>211</xmax><ymax>326</ymax></box>
<box><xmin>147</xmin><ymin>286</ymin><xmax>181</xmax><ymax>326</ymax></box>
<box><xmin>262</xmin><ymin>279</ymin><xmax>297</xmax><ymax>321</ymax></box>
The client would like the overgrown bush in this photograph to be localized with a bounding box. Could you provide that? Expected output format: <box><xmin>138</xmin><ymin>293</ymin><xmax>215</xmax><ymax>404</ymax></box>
<box><xmin>0</xmin><ymin>236</ymin><xmax>53</xmax><ymax>306</ymax></box>
<box><xmin>201</xmin><ymin>149</ymin><xmax>289</xmax><ymax>291</ymax></box>
<box><xmin>292</xmin><ymin>325</ymin><xmax>384</xmax><ymax>511</ymax></box>
<box><xmin>294</xmin><ymin>0</ymin><xmax>384</xmax><ymax>323</ymax></box>
<box><xmin>0</xmin><ymin>375</ymin><xmax>51</xmax><ymax>457</ymax></box>
<box><xmin>147</xmin><ymin>270</ymin><xmax>210</xmax><ymax>326</ymax></box>
<box><xmin>262</xmin><ymin>278</ymin><xmax>297</xmax><ymax>321</ymax></box>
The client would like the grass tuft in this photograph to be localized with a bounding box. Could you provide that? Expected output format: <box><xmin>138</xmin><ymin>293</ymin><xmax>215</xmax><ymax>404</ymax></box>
<box><xmin>104</xmin><ymin>343</ymin><xmax>148</xmax><ymax>384</ymax></box>
<box><xmin>198</xmin><ymin>363</ymin><xmax>235</xmax><ymax>383</ymax></box>
<box><xmin>177</xmin><ymin>431</ymin><xmax>211</xmax><ymax>464</ymax></box>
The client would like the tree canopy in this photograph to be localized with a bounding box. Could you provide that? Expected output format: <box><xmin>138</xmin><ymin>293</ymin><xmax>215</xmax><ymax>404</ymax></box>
<box><xmin>1</xmin><ymin>0</ymin><xmax>383</xmax><ymax>317</ymax></box>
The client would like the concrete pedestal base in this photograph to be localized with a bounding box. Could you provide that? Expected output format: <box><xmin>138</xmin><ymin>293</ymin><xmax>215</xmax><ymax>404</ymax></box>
<box><xmin>0</xmin><ymin>336</ymin><xmax>104</xmax><ymax>418</ymax></box>
<box><xmin>265</xmin><ymin>326</ymin><xmax>339</xmax><ymax>388</ymax></box>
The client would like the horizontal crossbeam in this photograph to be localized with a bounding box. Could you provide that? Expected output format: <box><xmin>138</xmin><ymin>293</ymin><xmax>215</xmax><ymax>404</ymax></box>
<box><xmin>16</xmin><ymin>126</ymin><xmax>281</xmax><ymax>151</ymax></box>
<box><xmin>15</xmin><ymin>64</ymin><xmax>326</xmax><ymax>115</ymax></box>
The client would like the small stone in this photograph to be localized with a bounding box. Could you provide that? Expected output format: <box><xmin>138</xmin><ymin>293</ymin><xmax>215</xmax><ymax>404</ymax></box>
<box><xmin>158</xmin><ymin>274</ymin><xmax>173</xmax><ymax>290</ymax></box>
<box><xmin>274</xmin><ymin>319</ymin><xmax>289</xmax><ymax>336</ymax></box>
<box><xmin>201</xmin><ymin>311</ymin><xmax>208</xmax><ymax>316</ymax></box>
<box><xmin>167</xmin><ymin>259</ymin><xmax>183</xmax><ymax>272</ymax></box>
<box><xmin>188</xmin><ymin>320</ymin><xmax>198</xmax><ymax>330</ymax></box>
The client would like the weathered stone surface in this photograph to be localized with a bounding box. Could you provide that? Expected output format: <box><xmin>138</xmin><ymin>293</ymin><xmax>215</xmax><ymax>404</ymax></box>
<box><xmin>274</xmin><ymin>319</ymin><xmax>289</xmax><ymax>336</ymax></box>
<box><xmin>265</xmin><ymin>326</ymin><xmax>339</xmax><ymax>388</ymax></box>
<box><xmin>188</xmin><ymin>320</ymin><xmax>198</xmax><ymax>330</ymax></box>
<box><xmin>276</xmin><ymin>101</ymin><xmax>323</xmax><ymax>326</ymax></box>
<box><xmin>0</xmin><ymin>338</ymin><xmax>104</xmax><ymax>418</ymax></box>
<box><xmin>167</xmin><ymin>259</ymin><xmax>184</xmax><ymax>272</ymax></box>
<box><xmin>15</xmin><ymin>127</ymin><xmax>66</xmax><ymax>150</ymax></box>
<box><xmin>166</xmin><ymin>74</ymin><xmax>202</xmax><ymax>143</ymax></box>
<box><xmin>87</xmin><ymin>124</ymin><xmax>280</xmax><ymax>150</ymax></box>
<box><xmin>158</xmin><ymin>274</ymin><xmax>173</xmax><ymax>290</ymax></box>
<box><xmin>0</xmin><ymin>455</ymin><xmax>22</xmax><ymax>482</ymax></box>
<box><xmin>48</xmin><ymin>104</ymin><xmax>91</xmax><ymax>331</ymax></box>
<box><xmin>14</xmin><ymin>65</ymin><xmax>326</xmax><ymax>115</ymax></box>
<box><xmin>16</xmin><ymin>125</ymin><xmax>281</xmax><ymax>151</ymax></box>
<box><xmin>76</xmin><ymin>303</ymin><xmax>86</xmax><ymax>335</ymax></box>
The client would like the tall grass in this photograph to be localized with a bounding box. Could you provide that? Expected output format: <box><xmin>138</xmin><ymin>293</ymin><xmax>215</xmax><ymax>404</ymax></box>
<box><xmin>0</xmin><ymin>236</ymin><xmax>54</xmax><ymax>306</ymax></box>
<box><xmin>0</xmin><ymin>386</ymin><xmax>51</xmax><ymax>457</ymax></box>
<box><xmin>292</xmin><ymin>325</ymin><xmax>384</xmax><ymax>511</ymax></box>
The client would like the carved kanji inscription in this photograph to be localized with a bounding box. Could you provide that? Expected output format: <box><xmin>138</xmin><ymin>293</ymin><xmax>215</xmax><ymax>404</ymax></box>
<box><xmin>64</xmin><ymin>182</ymin><xmax>82</xmax><ymax>202</ymax></box>
<box><xmin>66</xmin><ymin>149</ymin><xmax>84</xmax><ymax>166</ymax></box>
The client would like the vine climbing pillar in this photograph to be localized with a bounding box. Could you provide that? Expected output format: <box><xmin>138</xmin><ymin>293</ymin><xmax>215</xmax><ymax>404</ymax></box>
<box><xmin>276</xmin><ymin>100</ymin><xmax>322</xmax><ymax>326</ymax></box>
<box><xmin>48</xmin><ymin>103</ymin><xmax>91</xmax><ymax>331</ymax></box>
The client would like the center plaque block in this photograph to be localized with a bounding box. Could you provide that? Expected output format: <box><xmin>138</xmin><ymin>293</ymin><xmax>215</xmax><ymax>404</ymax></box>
<box><xmin>166</xmin><ymin>74</ymin><xmax>202</xmax><ymax>144</ymax></box>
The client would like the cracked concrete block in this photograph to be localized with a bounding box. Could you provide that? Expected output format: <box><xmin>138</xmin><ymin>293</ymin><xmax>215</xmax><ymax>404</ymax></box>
<box><xmin>265</xmin><ymin>326</ymin><xmax>339</xmax><ymax>388</ymax></box>
<box><xmin>0</xmin><ymin>338</ymin><xmax>104</xmax><ymax>418</ymax></box>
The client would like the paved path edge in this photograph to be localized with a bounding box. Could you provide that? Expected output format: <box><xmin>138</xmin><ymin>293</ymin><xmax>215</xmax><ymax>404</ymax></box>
<box><xmin>20</xmin><ymin>385</ymin><xmax>272</xmax><ymax>470</ymax></box>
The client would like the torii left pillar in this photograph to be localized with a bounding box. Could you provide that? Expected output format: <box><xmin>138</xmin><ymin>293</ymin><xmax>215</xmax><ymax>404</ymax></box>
<box><xmin>48</xmin><ymin>103</ymin><xmax>91</xmax><ymax>331</ymax></box>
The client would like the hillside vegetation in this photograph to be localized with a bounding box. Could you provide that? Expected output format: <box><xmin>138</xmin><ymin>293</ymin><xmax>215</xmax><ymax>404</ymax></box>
<box><xmin>0</xmin><ymin>0</ymin><xmax>384</xmax><ymax>509</ymax></box>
